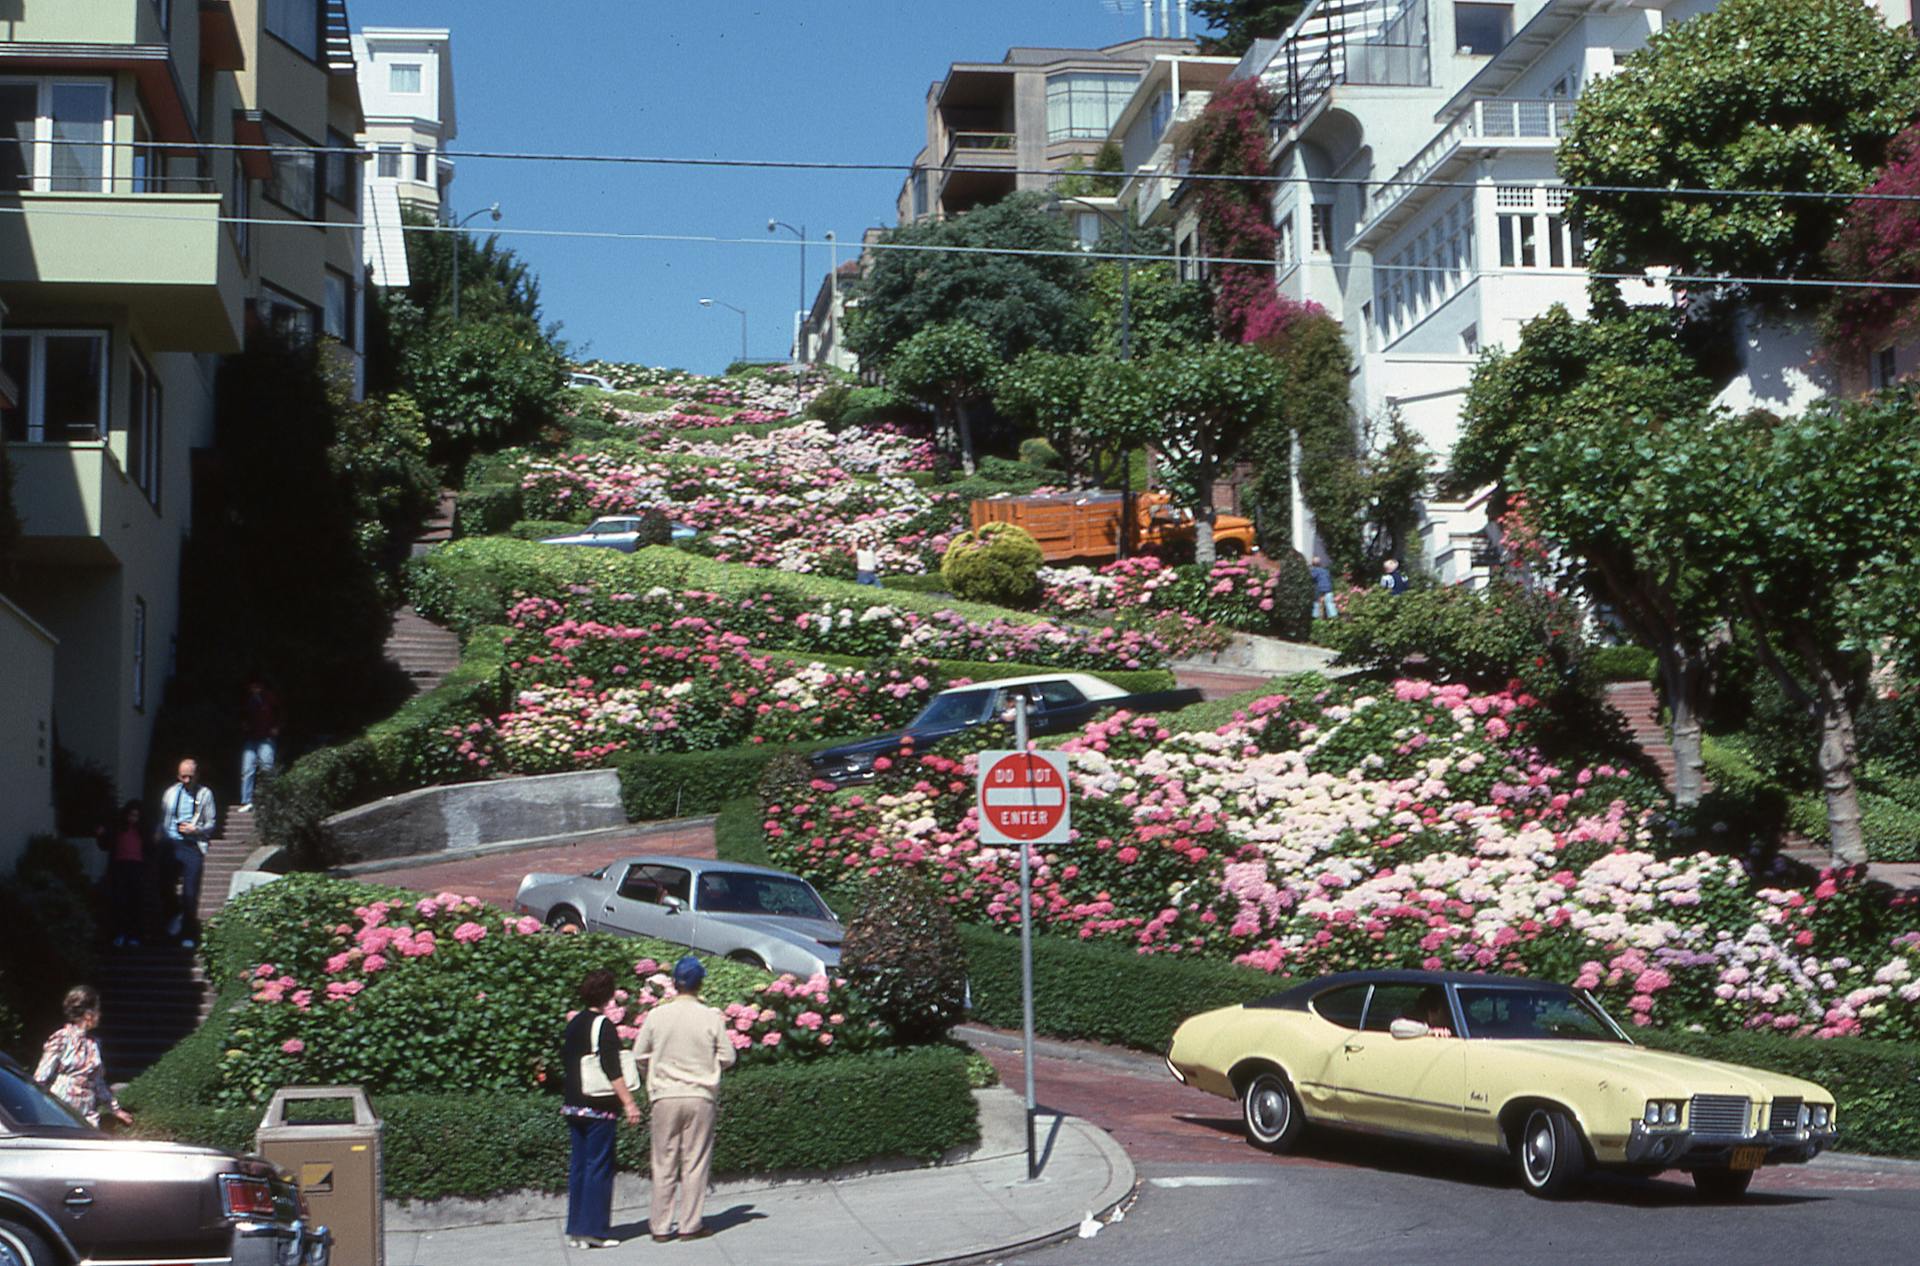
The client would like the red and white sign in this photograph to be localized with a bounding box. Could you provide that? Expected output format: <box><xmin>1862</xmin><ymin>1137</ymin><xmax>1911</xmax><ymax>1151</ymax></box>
<box><xmin>977</xmin><ymin>749</ymin><xmax>1071</xmax><ymax>845</ymax></box>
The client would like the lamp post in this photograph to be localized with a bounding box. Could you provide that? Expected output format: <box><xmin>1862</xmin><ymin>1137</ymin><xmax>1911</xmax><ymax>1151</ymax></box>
<box><xmin>823</xmin><ymin>230</ymin><xmax>838</xmax><ymax>368</ymax></box>
<box><xmin>767</xmin><ymin>218</ymin><xmax>806</xmax><ymax>359</ymax></box>
<box><xmin>448</xmin><ymin>201</ymin><xmax>501</xmax><ymax>325</ymax></box>
<box><xmin>698</xmin><ymin>297</ymin><xmax>748</xmax><ymax>363</ymax></box>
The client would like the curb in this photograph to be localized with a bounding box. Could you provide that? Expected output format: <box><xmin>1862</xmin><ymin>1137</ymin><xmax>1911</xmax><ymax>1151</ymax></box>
<box><xmin>331</xmin><ymin>816</ymin><xmax>717</xmax><ymax>877</ymax></box>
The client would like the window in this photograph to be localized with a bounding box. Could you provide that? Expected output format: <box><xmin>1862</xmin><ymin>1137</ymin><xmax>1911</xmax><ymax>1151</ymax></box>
<box><xmin>0</xmin><ymin>78</ymin><xmax>112</xmax><ymax>193</ymax></box>
<box><xmin>376</xmin><ymin>144</ymin><xmax>402</xmax><ymax>179</ymax></box>
<box><xmin>0</xmin><ymin>330</ymin><xmax>109</xmax><ymax>443</ymax></box>
<box><xmin>127</xmin><ymin>350</ymin><xmax>163</xmax><ymax>506</ymax></box>
<box><xmin>230</xmin><ymin>151</ymin><xmax>251</xmax><ymax>260</ymax></box>
<box><xmin>262</xmin><ymin>118</ymin><xmax>318</xmax><ymax>218</ymax></box>
<box><xmin>324</xmin><ymin>267</ymin><xmax>356</xmax><ymax>348</ymax></box>
<box><xmin>259</xmin><ymin>287</ymin><xmax>317</xmax><ymax>346</ymax></box>
<box><xmin>1149</xmin><ymin>88</ymin><xmax>1173</xmax><ymax>141</ymax></box>
<box><xmin>1455</xmin><ymin>3</ymin><xmax>1513</xmax><ymax>56</ymax></box>
<box><xmin>414</xmin><ymin>149</ymin><xmax>431</xmax><ymax>183</ymax></box>
<box><xmin>132</xmin><ymin>598</ymin><xmax>147</xmax><ymax>713</ymax></box>
<box><xmin>1275</xmin><ymin>212</ymin><xmax>1295</xmax><ymax>267</ymax></box>
<box><xmin>1496</xmin><ymin>186</ymin><xmax>1580</xmax><ymax>271</ymax></box>
<box><xmin>1045</xmin><ymin>72</ymin><xmax>1138</xmax><ymax>140</ymax></box>
<box><xmin>1309</xmin><ymin>202</ymin><xmax>1335</xmax><ymax>254</ymax></box>
<box><xmin>1363</xmin><ymin>983</ymin><xmax>1442</xmax><ymax>1032</ymax></box>
<box><xmin>1876</xmin><ymin>345</ymin><xmax>1899</xmax><ymax>388</ymax></box>
<box><xmin>1360</xmin><ymin>300</ymin><xmax>1374</xmax><ymax>351</ymax></box>
<box><xmin>1312</xmin><ymin>985</ymin><xmax>1370</xmax><ymax>1030</ymax></box>
<box><xmin>324</xmin><ymin>128</ymin><xmax>356</xmax><ymax>208</ymax></box>
<box><xmin>389</xmin><ymin>63</ymin><xmax>423</xmax><ymax>94</ymax></box>
<box><xmin>1461</xmin><ymin>325</ymin><xmax>1479</xmax><ymax>356</ymax></box>
<box><xmin>264</xmin><ymin>0</ymin><xmax>321</xmax><ymax>61</ymax></box>
<box><xmin>618</xmin><ymin>864</ymin><xmax>691</xmax><ymax>906</ymax></box>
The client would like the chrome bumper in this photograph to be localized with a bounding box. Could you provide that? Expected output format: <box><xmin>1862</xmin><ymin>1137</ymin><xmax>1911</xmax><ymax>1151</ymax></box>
<box><xmin>235</xmin><ymin>1218</ymin><xmax>332</xmax><ymax>1266</ymax></box>
<box><xmin>1623</xmin><ymin>1121</ymin><xmax>1840</xmax><ymax>1168</ymax></box>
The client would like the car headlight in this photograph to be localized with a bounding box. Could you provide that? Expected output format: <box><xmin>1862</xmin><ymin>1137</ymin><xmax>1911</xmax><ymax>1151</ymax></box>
<box><xmin>1798</xmin><ymin>1103</ymin><xmax>1811</xmax><ymax>1129</ymax></box>
<box><xmin>1644</xmin><ymin>1099</ymin><xmax>1682</xmax><ymax>1127</ymax></box>
<box><xmin>1812</xmin><ymin>1104</ymin><xmax>1831</xmax><ymax>1128</ymax></box>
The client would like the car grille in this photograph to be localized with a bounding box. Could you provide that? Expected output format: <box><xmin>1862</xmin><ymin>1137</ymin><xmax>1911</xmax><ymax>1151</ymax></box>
<box><xmin>1689</xmin><ymin>1095</ymin><xmax>1753</xmax><ymax>1136</ymax></box>
<box><xmin>1768</xmin><ymin>1098</ymin><xmax>1803</xmax><ymax>1133</ymax></box>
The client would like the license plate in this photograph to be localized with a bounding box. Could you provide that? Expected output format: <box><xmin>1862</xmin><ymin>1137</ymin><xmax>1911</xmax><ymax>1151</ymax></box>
<box><xmin>1730</xmin><ymin>1145</ymin><xmax>1767</xmax><ymax>1171</ymax></box>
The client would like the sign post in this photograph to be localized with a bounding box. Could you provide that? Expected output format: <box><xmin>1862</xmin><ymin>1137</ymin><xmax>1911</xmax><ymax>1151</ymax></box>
<box><xmin>978</xmin><ymin>700</ymin><xmax>1071</xmax><ymax>1181</ymax></box>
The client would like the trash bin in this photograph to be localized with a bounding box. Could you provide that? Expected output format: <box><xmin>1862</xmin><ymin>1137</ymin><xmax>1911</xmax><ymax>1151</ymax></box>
<box><xmin>257</xmin><ymin>1085</ymin><xmax>383</xmax><ymax>1266</ymax></box>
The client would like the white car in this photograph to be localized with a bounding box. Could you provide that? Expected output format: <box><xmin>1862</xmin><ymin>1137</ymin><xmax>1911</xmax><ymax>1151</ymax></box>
<box><xmin>539</xmin><ymin>515</ymin><xmax>697</xmax><ymax>552</ymax></box>
<box><xmin>568</xmin><ymin>371</ymin><xmax>615</xmax><ymax>391</ymax></box>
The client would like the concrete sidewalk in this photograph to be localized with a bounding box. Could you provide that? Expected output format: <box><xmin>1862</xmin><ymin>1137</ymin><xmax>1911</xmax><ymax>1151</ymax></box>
<box><xmin>383</xmin><ymin>1088</ymin><xmax>1136</xmax><ymax>1265</ymax></box>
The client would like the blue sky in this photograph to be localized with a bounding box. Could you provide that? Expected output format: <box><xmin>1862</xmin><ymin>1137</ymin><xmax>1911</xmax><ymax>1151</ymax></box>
<box><xmin>351</xmin><ymin>0</ymin><xmax>1196</xmax><ymax>374</ymax></box>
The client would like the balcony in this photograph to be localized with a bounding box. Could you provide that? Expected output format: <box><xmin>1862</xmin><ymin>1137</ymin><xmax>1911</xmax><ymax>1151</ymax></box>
<box><xmin>8</xmin><ymin>442</ymin><xmax>125</xmax><ymax>565</ymax></box>
<box><xmin>0</xmin><ymin>186</ymin><xmax>247</xmax><ymax>352</ymax></box>
<box><xmin>936</xmin><ymin>132</ymin><xmax>1018</xmax><ymax>216</ymax></box>
<box><xmin>1357</xmin><ymin>97</ymin><xmax>1575</xmax><ymax>243</ymax></box>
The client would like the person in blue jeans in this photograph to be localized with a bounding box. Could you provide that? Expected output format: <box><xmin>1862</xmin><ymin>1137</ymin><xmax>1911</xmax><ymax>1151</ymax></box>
<box><xmin>560</xmin><ymin>969</ymin><xmax>642</xmax><ymax>1249</ymax></box>
<box><xmin>157</xmin><ymin>759</ymin><xmax>216</xmax><ymax>947</ymax></box>
<box><xmin>1309</xmin><ymin>556</ymin><xmax>1337</xmax><ymax>620</ymax></box>
<box><xmin>237</xmin><ymin>675</ymin><xmax>282</xmax><ymax>811</ymax></box>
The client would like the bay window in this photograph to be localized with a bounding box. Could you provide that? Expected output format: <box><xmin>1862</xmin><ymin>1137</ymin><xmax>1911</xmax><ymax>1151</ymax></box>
<box><xmin>0</xmin><ymin>78</ymin><xmax>112</xmax><ymax>193</ymax></box>
<box><xmin>1496</xmin><ymin>185</ymin><xmax>1583</xmax><ymax>270</ymax></box>
<box><xmin>1045</xmin><ymin>72</ymin><xmax>1137</xmax><ymax>141</ymax></box>
<box><xmin>376</xmin><ymin>144</ymin><xmax>402</xmax><ymax>179</ymax></box>
<box><xmin>0</xmin><ymin>329</ymin><xmax>110</xmax><ymax>443</ymax></box>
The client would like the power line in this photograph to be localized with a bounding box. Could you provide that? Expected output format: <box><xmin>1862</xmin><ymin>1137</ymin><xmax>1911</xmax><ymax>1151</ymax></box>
<box><xmin>7</xmin><ymin>198</ymin><xmax>1920</xmax><ymax>293</ymax></box>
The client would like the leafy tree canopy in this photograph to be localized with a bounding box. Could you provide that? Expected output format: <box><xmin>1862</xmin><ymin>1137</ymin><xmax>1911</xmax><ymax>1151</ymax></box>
<box><xmin>1190</xmin><ymin>1</ymin><xmax>1306</xmax><ymax>57</ymax></box>
<box><xmin>1089</xmin><ymin>259</ymin><xmax>1216</xmax><ymax>358</ymax></box>
<box><xmin>845</xmin><ymin>194</ymin><xmax>1094</xmax><ymax>366</ymax></box>
<box><xmin>1823</xmin><ymin>122</ymin><xmax>1920</xmax><ymax>353</ymax></box>
<box><xmin>398</xmin><ymin>207</ymin><xmax>547</xmax><ymax>331</ymax></box>
<box><xmin>887</xmin><ymin>322</ymin><xmax>999</xmax><ymax>406</ymax></box>
<box><xmin>1559</xmin><ymin>0</ymin><xmax>1920</xmax><ymax>303</ymax></box>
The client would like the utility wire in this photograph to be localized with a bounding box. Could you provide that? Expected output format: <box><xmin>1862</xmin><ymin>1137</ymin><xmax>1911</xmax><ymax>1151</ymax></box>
<box><xmin>6</xmin><ymin>198</ymin><xmax>1919</xmax><ymax>292</ymax></box>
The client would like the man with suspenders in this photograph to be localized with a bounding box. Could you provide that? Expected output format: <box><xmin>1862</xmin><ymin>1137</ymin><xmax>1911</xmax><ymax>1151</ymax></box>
<box><xmin>158</xmin><ymin>758</ymin><xmax>217</xmax><ymax>947</ymax></box>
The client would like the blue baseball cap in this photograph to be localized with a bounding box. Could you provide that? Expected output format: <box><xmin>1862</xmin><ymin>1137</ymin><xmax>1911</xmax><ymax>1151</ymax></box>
<box><xmin>672</xmin><ymin>956</ymin><xmax>705</xmax><ymax>989</ymax></box>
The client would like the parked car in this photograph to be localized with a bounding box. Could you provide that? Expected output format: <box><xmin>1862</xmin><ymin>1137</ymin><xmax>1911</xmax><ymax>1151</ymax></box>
<box><xmin>0</xmin><ymin>1054</ymin><xmax>330</xmax><ymax>1264</ymax></box>
<box><xmin>1166</xmin><ymin>969</ymin><xmax>1839</xmax><ymax>1200</ymax></box>
<box><xmin>539</xmin><ymin>516</ymin><xmax>697</xmax><ymax>552</ymax></box>
<box><xmin>809</xmin><ymin>673</ymin><xmax>1203</xmax><ymax>786</ymax></box>
<box><xmin>515</xmin><ymin>855</ymin><xmax>842</xmax><ymax>976</ymax></box>
<box><xmin>567</xmin><ymin>371</ymin><xmax>615</xmax><ymax>391</ymax></box>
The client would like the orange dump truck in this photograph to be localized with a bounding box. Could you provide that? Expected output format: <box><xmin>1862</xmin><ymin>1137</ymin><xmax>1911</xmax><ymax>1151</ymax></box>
<box><xmin>969</xmin><ymin>490</ymin><xmax>1259</xmax><ymax>563</ymax></box>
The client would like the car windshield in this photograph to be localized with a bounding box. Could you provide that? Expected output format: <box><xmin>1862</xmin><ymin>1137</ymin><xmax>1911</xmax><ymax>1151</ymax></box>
<box><xmin>0</xmin><ymin>1063</ymin><xmax>90</xmax><ymax>1130</ymax></box>
<box><xmin>697</xmin><ymin>873</ymin><xmax>831</xmax><ymax>920</ymax></box>
<box><xmin>912</xmin><ymin>689</ymin><xmax>989</xmax><ymax>729</ymax></box>
<box><xmin>1455</xmin><ymin>985</ymin><xmax>1626</xmax><ymax>1042</ymax></box>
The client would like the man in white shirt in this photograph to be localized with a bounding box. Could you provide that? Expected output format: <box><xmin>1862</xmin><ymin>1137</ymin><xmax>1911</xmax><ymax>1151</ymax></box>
<box><xmin>633</xmin><ymin>956</ymin><xmax>737</xmax><ymax>1241</ymax></box>
<box><xmin>158</xmin><ymin>758</ymin><xmax>217</xmax><ymax>947</ymax></box>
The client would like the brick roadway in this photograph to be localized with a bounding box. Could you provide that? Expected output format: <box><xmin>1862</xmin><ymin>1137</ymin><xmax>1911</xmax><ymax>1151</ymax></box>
<box><xmin>360</xmin><ymin>821</ymin><xmax>718</xmax><ymax>910</ymax></box>
<box><xmin>1170</xmin><ymin>666</ymin><xmax>1275</xmax><ymax>701</ymax></box>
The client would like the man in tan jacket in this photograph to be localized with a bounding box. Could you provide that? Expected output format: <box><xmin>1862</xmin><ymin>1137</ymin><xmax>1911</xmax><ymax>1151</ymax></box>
<box><xmin>634</xmin><ymin>955</ymin><xmax>738</xmax><ymax>1241</ymax></box>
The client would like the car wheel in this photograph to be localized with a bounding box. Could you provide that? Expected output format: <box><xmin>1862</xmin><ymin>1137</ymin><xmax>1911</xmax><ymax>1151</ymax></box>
<box><xmin>1515</xmin><ymin>1106</ymin><xmax>1587</xmax><ymax>1198</ymax></box>
<box><xmin>1692</xmin><ymin>1169</ymin><xmax>1755</xmax><ymax>1202</ymax></box>
<box><xmin>727</xmin><ymin>950</ymin><xmax>769</xmax><ymax>972</ymax></box>
<box><xmin>1240</xmin><ymin>1069</ymin><xmax>1304</xmax><ymax>1153</ymax></box>
<box><xmin>0</xmin><ymin>1219</ymin><xmax>58</xmax><ymax>1266</ymax></box>
<box><xmin>548</xmin><ymin>907</ymin><xmax>584</xmax><ymax>935</ymax></box>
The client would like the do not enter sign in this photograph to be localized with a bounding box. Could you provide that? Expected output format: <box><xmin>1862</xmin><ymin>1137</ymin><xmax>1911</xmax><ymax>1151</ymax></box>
<box><xmin>977</xmin><ymin>749</ymin><xmax>1071</xmax><ymax>845</ymax></box>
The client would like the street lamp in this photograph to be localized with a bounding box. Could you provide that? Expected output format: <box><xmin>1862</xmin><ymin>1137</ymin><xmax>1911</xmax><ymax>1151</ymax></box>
<box><xmin>823</xmin><ymin>230</ymin><xmax>838</xmax><ymax>368</ymax></box>
<box><xmin>767</xmin><ymin>218</ymin><xmax>806</xmax><ymax>359</ymax></box>
<box><xmin>448</xmin><ymin>201</ymin><xmax>501</xmax><ymax>325</ymax></box>
<box><xmin>699</xmin><ymin>297</ymin><xmax>748</xmax><ymax>363</ymax></box>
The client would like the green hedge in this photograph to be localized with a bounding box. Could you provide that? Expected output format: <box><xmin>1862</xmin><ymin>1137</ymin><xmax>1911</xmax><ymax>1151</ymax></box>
<box><xmin>408</xmin><ymin>539</ymin><xmax>1058</xmax><ymax>639</ymax></box>
<box><xmin>1635</xmin><ymin>1028</ymin><xmax>1920</xmax><ymax>1158</ymax></box>
<box><xmin>504</xmin><ymin>519</ymin><xmax>584</xmax><ymax>542</ymax></box>
<box><xmin>882</xmin><ymin>574</ymin><xmax>952</xmax><ymax>596</ymax></box>
<box><xmin>132</xmin><ymin>1048</ymin><xmax>977</xmax><ymax>1201</ymax></box>
<box><xmin>715</xmin><ymin>795</ymin><xmax>773</xmax><ymax>867</ymax></box>
<box><xmin>614</xmin><ymin>737</ymin><xmax>852</xmax><ymax>821</ymax></box>
<box><xmin>1590</xmin><ymin>644</ymin><xmax>1659</xmax><ymax>684</ymax></box>
<box><xmin>452</xmin><ymin>483</ymin><xmax>527</xmax><ymax>538</ymax></box>
<box><xmin>255</xmin><ymin>627</ymin><xmax>510</xmax><ymax>864</ymax></box>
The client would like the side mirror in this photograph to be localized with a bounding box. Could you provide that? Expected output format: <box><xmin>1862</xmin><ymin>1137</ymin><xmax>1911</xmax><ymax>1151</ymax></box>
<box><xmin>663</xmin><ymin>896</ymin><xmax>684</xmax><ymax>915</ymax></box>
<box><xmin>1388</xmin><ymin>1018</ymin><xmax>1430</xmax><ymax>1040</ymax></box>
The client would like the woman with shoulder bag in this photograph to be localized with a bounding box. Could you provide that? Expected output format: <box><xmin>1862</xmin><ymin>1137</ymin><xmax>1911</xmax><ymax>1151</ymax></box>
<box><xmin>560</xmin><ymin>969</ymin><xmax>642</xmax><ymax>1249</ymax></box>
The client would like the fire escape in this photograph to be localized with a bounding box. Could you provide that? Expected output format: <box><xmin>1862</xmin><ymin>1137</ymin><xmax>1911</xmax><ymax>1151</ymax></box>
<box><xmin>1266</xmin><ymin>0</ymin><xmax>1432</xmax><ymax>134</ymax></box>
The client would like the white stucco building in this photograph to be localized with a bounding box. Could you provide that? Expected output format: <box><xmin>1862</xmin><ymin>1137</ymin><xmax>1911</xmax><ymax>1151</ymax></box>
<box><xmin>352</xmin><ymin>27</ymin><xmax>456</xmax><ymax>287</ymax></box>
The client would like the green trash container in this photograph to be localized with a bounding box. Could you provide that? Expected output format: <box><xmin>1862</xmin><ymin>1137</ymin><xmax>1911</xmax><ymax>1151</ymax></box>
<box><xmin>257</xmin><ymin>1086</ymin><xmax>384</xmax><ymax>1266</ymax></box>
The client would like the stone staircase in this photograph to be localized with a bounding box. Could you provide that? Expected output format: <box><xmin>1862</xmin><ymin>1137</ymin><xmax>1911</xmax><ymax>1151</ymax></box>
<box><xmin>96</xmin><ymin>944</ymin><xmax>212</xmax><ymax>1083</ymax></box>
<box><xmin>385</xmin><ymin>607</ymin><xmax>463</xmax><ymax>696</ymax></box>
<box><xmin>1605</xmin><ymin>680</ymin><xmax>1679</xmax><ymax>792</ymax></box>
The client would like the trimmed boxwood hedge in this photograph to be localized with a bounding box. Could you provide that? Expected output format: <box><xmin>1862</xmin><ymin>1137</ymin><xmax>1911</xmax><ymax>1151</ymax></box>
<box><xmin>614</xmin><ymin>737</ymin><xmax>853</xmax><ymax>821</ymax></box>
<box><xmin>131</xmin><ymin>1048</ymin><xmax>977</xmax><ymax>1201</ymax></box>
<box><xmin>255</xmin><ymin>627</ymin><xmax>510</xmax><ymax>864</ymax></box>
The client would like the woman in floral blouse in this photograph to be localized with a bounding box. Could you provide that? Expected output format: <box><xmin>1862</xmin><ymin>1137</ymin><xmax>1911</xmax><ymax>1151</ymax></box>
<box><xmin>34</xmin><ymin>986</ymin><xmax>133</xmax><ymax>1128</ymax></box>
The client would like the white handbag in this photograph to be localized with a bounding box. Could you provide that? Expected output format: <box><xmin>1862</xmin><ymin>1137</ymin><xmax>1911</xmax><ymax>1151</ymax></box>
<box><xmin>578</xmin><ymin>1015</ymin><xmax>640</xmax><ymax>1097</ymax></box>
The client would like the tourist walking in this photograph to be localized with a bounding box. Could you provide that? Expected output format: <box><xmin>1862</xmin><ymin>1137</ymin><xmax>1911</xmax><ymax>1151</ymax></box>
<box><xmin>34</xmin><ymin>986</ymin><xmax>133</xmax><ymax>1128</ymax></box>
<box><xmin>158</xmin><ymin>758</ymin><xmax>216</xmax><ymax>947</ymax></box>
<box><xmin>237</xmin><ymin>675</ymin><xmax>283</xmax><ymax>811</ymax></box>
<box><xmin>1309</xmin><ymin>556</ymin><xmax>1337</xmax><ymax>620</ymax></box>
<box><xmin>560</xmin><ymin>969</ymin><xmax>642</xmax><ymax>1250</ymax></box>
<box><xmin>98</xmin><ymin>799</ymin><xmax>149</xmax><ymax>948</ymax></box>
<box><xmin>1380</xmin><ymin>557</ymin><xmax>1410</xmax><ymax>595</ymax></box>
<box><xmin>634</xmin><ymin>956</ymin><xmax>737</xmax><ymax>1242</ymax></box>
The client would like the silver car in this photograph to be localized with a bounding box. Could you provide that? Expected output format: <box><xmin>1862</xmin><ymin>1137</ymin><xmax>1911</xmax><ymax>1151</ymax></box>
<box><xmin>538</xmin><ymin>516</ymin><xmax>698</xmax><ymax>553</ymax></box>
<box><xmin>514</xmin><ymin>856</ymin><xmax>843</xmax><ymax>977</ymax></box>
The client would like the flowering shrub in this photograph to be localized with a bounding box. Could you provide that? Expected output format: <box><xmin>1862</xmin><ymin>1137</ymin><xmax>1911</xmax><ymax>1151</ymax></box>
<box><xmin>763</xmin><ymin>676</ymin><xmax>1920</xmax><ymax>1041</ymax></box>
<box><xmin>1040</xmin><ymin>556</ymin><xmax>1299</xmax><ymax>636</ymax></box>
<box><xmin>210</xmin><ymin>875</ymin><xmax>877</xmax><ymax>1107</ymax></box>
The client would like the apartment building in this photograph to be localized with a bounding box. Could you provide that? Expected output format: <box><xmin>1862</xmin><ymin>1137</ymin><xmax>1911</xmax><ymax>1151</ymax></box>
<box><xmin>896</xmin><ymin>36</ymin><xmax>1195</xmax><ymax>224</ymax></box>
<box><xmin>800</xmin><ymin>259</ymin><xmax>862</xmax><ymax>373</ymax></box>
<box><xmin>0</xmin><ymin>0</ymin><xmax>366</xmax><ymax>866</ymax></box>
<box><xmin>351</xmin><ymin>26</ymin><xmax>453</xmax><ymax>289</ymax></box>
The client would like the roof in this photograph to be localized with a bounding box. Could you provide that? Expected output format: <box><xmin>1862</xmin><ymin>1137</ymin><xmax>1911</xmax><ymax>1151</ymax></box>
<box><xmin>613</xmin><ymin>855</ymin><xmax>802</xmax><ymax>879</ymax></box>
<box><xmin>1250</xmin><ymin>969</ymin><xmax>1575</xmax><ymax>1010</ymax></box>
<box><xmin>937</xmin><ymin>672</ymin><xmax>1128</xmax><ymax>700</ymax></box>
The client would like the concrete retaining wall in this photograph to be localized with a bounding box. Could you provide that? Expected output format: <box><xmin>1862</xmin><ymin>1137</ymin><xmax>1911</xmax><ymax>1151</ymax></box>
<box><xmin>320</xmin><ymin>769</ymin><xmax>626</xmax><ymax>864</ymax></box>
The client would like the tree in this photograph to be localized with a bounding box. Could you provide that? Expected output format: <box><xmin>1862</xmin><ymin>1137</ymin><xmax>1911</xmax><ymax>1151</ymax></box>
<box><xmin>392</xmin><ymin>308</ymin><xmax>569</xmax><ymax>475</ymax></box>
<box><xmin>399</xmin><ymin>207</ymin><xmax>546</xmax><ymax>329</ymax></box>
<box><xmin>1456</xmin><ymin>305</ymin><xmax>1722</xmax><ymax>806</ymax></box>
<box><xmin>1054</xmin><ymin>140</ymin><xmax>1125</xmax><ymax>199</ymax></box>
<box><xmin>1190</xmin><ymin>1</ymin><xmax>1307</xmax><ymax>57</ymax></box>
<box><xmin>887</xmin><ymin>322</ymin><xmax>999</xmax><ymax>474</ymax></box>
<box><xmin>991</xmin><ymin>350</ymin><xmax>1100</xmax><ymax>485</ymax></box>
<box><xmin>1824</xmin><ymin>121</ymin><xmax>1920</xmax><ymax>353</ymax></box>
<box><xmin>1560</xmin><ymin>0</ymin><xmax>1920</xmax><ymax>305</ymax></box>
<box><xmin>1088</xmin><ymin>259</ymin><xmax>1216</xmax><ymax>359</ymax></box>
<box><xmin>1628</xmin><ymin>393</ymin><xmax>1920</xmax><ymax>861</ymax></box>
<box><xmin>845</xmin><ymin>194</ymin><xmax>1093</xmax><ymax>366</ymax></box>
<box><xmin>1140</xmin><ymin>343</ymin><xmax>1286</xmax><ymax>566</ymax></box>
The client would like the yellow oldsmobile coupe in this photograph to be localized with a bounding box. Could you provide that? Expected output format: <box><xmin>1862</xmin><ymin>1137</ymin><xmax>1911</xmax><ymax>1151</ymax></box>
<box><xmin>1166</xmin><ymin>970</ymin><xmax>1839</xmax><ymax>1200</ymax></box>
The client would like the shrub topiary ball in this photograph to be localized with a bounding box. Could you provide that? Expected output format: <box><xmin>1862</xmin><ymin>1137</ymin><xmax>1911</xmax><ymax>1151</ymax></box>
<box><xmin>940</xmin><ymin>521</ymin><xmax>1044</xmax><ymax>608</ymax></box>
